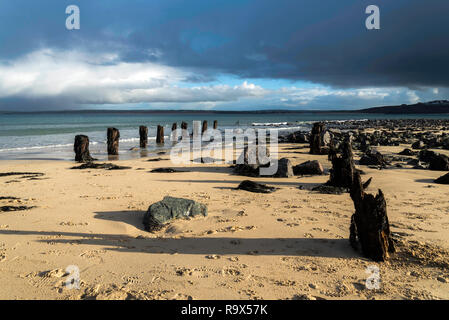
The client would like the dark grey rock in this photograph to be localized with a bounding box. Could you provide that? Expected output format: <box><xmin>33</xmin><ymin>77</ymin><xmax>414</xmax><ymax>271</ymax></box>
<box><xmin>70</xmin><ymin>163</ymin><xmax>131</xmax><ymax>170</ymax></box>
<box><xmin>236</xmin><ymin>180</ymin><xmax>277</xmax><ymax>193</ymax></box>
<box><xmin>233</xmin><ymin>145</ymin><xmax>270</xmax><ymax>177</ymax></box>
<box><xmin>398</xmin><ymin>148</ymin><xmax>416</xmax><ymax>156</ymax></box>
<box><xmin>435</xmin><ymin>172</ymin><xmax>449</xmax><ymax>184</ymax></box>
<box><xmin>0</xmin><ymin>206</ymin><xmax>36</xmax><ymax>212</ymax></box>
<box><xmin>293</xmin><ymin>160</ymin><xmax>324</xmax><ymax>176</ymax></box>
<box><xmin>412</xmin><ymin>141</ymin><xmax>425</xmax><ymax>149</ymax></box>
<box><xmin>150</xmin><ymin>168</ymin><xmax>185</xmax><ymax>173</ymax></box>
<box><xmin>143</xmin><ymin>196</ymin><xmax>207</xmax><ymax>231</ymax></box>
<box><xmin>311</xmin><ymin>185</ymin><xmax>347</xmax><ymax>195</ymax></box>
<box><xmin>429</xmin><ymin>154</ymin><xmax>449</xmax><ymax>171</ymax></box>
<box><xmin>273</xmin><ymin>158</ymin><xmax>293</xmax><ymax>178</ymax></box>
<box><xmin>359</xmin><ymin>151</ymin><xmax>388</xmax><ymax>167</ymax></box>
<box><xmin>419</xmin><ymin>150</ymin><xmax>437</xmax><ymax>162</ymax></box>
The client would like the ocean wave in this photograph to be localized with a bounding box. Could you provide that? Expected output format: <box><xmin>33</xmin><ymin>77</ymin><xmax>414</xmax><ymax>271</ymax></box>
<box><xmin>0</xmin><ymin>143</ymin><xmax>74</xmax><ymax>152</ymax></box>
<box><xmin>252</xmin><ymin>122</ymin><xmax>290</xmax><ymax>126</ymax></box>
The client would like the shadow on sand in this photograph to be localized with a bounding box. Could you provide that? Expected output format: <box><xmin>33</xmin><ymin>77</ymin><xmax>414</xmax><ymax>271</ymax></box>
<box><xmin>414</xmin><ymin>178</ymin><xmax>437</xmax><ymax>184</ymax></box>
<box><xmin>0</xmin><ymin>227</ymin><xmax>358</xmax><ymax>258</ymax></box>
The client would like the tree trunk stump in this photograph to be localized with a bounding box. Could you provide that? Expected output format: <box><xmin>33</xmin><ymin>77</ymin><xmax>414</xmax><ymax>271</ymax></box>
<box><xmin>202</xmin><ymin>120</ymin><xmax>208</xmax><ymax>134</ymax></box>
<box><xmin>310</xmin><ymin>122</ymin><xmax>325</xmax><ymax>155</ymax></box>
<box><xmin>107</xmin><ymin>128</ymin><xmax>120</xmax><ymax>155</ymax></box>
<box><xmin>139</xmin><ymin>126</ymin><xmax>148</xmax><ymax>148</ymax></box>
<box><xmin>349</xmin><ymin>171</ymin><xmax>395</xmax><ymax>261</ymax></box>
<box><xmin>327</xmin><ymin>140</ymin><xmax>356</xmax><ymax>188</ymax></box>
<box><xmin>213</xmin><ymin>120</ymin><xmax>218</xmax><ymax>129</ymax></box>
<box><xmin>74</xmin><ymin>135</ymin><xmax>94</xmax><ymax>163</ymax></box>
<box><xmin>156</xmin><ymin>125</ymin><xmax>164</xmax><ymax>144</ymax></box>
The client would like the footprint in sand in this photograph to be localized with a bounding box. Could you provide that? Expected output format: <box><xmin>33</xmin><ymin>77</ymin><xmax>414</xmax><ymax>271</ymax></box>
<box><xmin>25</xmin><ymin>268</ymin><xmax>70</xmax><ymax>289</ymax></box>
<box><xmin>122</xmin><ymin>275</ymin><xmax>140</xmax><ymax>285</ymax></box>
<box><xmin>80</xmin><ymin>250</ymin><xmax>106</xmax><ymax>262</ymax></box>
<box><xmin>59</xmin><ymin>221</ymin><xmax>89</xmax><ymax>226</ymax></box>
<box><xmin>205</xmin><ymin>254</ymin><xmax>221</xmax><ymax>260</ymax></box>
<box><xmin>0</xmin><ymin>243</ymin><xmax>6</xmax><ymax>262</ymax></box>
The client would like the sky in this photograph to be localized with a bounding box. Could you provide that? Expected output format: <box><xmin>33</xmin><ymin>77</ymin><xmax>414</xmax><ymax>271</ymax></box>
<box><xmin>0</xmin><ymin>0</ymin><xmax>448</xmax><ymax>111</ymax></box>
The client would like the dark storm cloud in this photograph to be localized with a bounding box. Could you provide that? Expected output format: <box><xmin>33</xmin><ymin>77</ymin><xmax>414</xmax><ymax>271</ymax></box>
<box><xmin>0</xmin><ymin>0</ymin><xmax>448</xmax><ymax>89</ymax></box>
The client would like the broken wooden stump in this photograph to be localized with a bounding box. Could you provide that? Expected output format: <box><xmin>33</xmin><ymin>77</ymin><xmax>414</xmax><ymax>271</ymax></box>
<box><xmin>156</xmin><ymin>125</ymin><xmax>164</xmax><ymax>144</ymax></box>
<box><xmin>309</xmin><ymin>122</ymin><xmax>325</xmax><ymax>155</ymax></box>
<box><xmin>181</xmin><ymin>121</ymin><xmax>188</xmax><ymax>130</ymax></box>
<box><xmin>349</xmin><ymin>171</ymin><xmax>395</xmax><ymax>261</ymax></box>
<box><xmin>74</xmin><ymin>135</ymin><xmax>95</xmax><ymax>163</ymax></box>
<box><xmin>213</xmin><ymin>120</ymin><xmax>218</xmax><ymax>129</ymax></box>
<box><xmin>327</xmin><ymin>140</ymin><xmax>356</xmax><ymax>188</ymax></box>
<box><xmin>107</xmin><ymin>128</ymin><xmax>120</xmax><ymax>155</ymax></box>
<box><xmin>139</xmin><ymin>126</ymin><xmax>148</xmax><ymax>148</ymax></box>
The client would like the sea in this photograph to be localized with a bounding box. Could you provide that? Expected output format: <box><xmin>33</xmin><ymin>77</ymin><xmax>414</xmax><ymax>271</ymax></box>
<box><xmin>1</xmin><ymin>111</ymin><xmax>448</xmax><ymax>161</ymax></box>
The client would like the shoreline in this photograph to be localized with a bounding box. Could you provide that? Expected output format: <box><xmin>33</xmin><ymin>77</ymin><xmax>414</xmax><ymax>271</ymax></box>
<box><xmin>2</xmin><ymin>118</ymin><xmax>449</xmax><ymax>162</ymax></box>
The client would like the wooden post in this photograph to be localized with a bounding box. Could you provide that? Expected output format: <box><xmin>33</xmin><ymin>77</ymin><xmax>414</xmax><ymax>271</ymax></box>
<box><xmin>107</xmin><ymin>128</ymin><xmax>120</xmax><ymax>155</ymax></box>
<box><xmin>202</xmin><ymin>120</ymin><xmax>208</xmax><ymax>134</ymax></box>
<box><xmin>156</xmin><ymin>125</ymin><xmax>164</xmax><ymax>144</ymax></box>
<box><xmin>309</xmin><ymin>122</ymin><xmax>324</xmax><ymax>155</ymax></box>
<box><xmin>171</xmin><ymin>123</ymin><xmax>178</xmax><ymax>143</ymax></box>
<box><xmin>74</xmin><ymin>135</ymin><xmax>94</xmax><ymax>163</ymax></box>
<box><xmin>139</xmin><ymin>126</ymin><xmax>148</xmax><ymax>148</ymax></box>
<box><xmin>181</xmin><ymin>121</ymin><xmax>189</xmax><ymax>139</ymax></box>
<box><xmin>213</xmin><ymin>120</ymin><xmax>218</xmax><ymax>129</ymax></box>
<box><xmin>349</xmin><ymin>171</ymin><xmax>395</xmax><ymax>261</ymax></box>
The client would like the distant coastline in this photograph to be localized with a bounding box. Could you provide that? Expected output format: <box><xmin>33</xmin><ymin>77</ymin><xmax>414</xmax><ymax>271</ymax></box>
<box><xmin>1</xmin><ymin>100</ymin><xmax>448</xmax><ymax>115</ymax></box>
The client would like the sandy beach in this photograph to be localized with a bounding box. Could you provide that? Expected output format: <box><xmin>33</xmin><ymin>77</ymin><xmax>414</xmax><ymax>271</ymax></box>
<box><xmin>1</xmin><ymin>141</ymin><xmax>448</xmax><ymax>300</ymax></box>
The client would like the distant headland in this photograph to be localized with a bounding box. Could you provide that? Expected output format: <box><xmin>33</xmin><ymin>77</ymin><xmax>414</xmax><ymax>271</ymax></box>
<box><xmin>1</xmin><ymin>100</ymin><xmax>448</xmax><ymax>114</ymax></box>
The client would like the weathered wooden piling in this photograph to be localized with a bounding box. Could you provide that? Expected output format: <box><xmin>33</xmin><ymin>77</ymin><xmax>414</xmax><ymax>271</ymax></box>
<box><xmin>156</xmin><ymin>125</ymin><xmax>164</xmax><ymax>144</ymax></box>
<box><xmin>139</xmin><ymin>126</ymin><xmax>148</xmax><ymax>148</ymax></box>
<box><xmin>349</xmin><ymin>171</ymin><xmax>395</xmax><ymax>261</ymax></box>
<box><xmin>213</xmin><ymin>120</ymin><xmax>218</xmax><ymax>129</ymax></box>
<box><xmin>171</xmin><ymin>123</ymin><xmax>178</xmax><ymax>142</ymax></box>
<box><xmin>202</xmin><ymin>120</ymin><xmax>208</xmax><ymax>134</ymax></box>
<box><xmin>74</xmin><ymin>135</ymin><xmax>94</xmax><ymax>163</ymax></box>
<box><xmin>310</xmin><ymin>122</ymin><xmax>324</xmax><ymax>155</ymax></box>
<box><xmin>181</xmin><ymin>121</ymin><xmax>189</xmax><ymax>139</ymax></box>
<box><xmin>107</xmin><ymin>128</ymin><xmax>120</xmax><ymax>155</ymax></box>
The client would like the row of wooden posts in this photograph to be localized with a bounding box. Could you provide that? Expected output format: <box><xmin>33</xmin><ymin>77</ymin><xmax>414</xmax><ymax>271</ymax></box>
<box><xmin>74</xmin><ymin>120</ymin><xmax>218</xmax><ymax>161</ymax></box>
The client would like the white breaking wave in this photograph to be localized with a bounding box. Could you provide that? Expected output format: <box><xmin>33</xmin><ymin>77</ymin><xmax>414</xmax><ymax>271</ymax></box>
<box><xmin>252</xmin><ymin>122</ymin><xmax>289</xmax><ymax>126</ymax></box>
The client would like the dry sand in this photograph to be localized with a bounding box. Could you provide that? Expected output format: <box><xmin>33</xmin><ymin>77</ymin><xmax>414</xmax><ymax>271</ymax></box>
<box><xmin>0</xmin><ymin>143</ymin><xmax>448</xmax><ymax>300</ymax></box>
